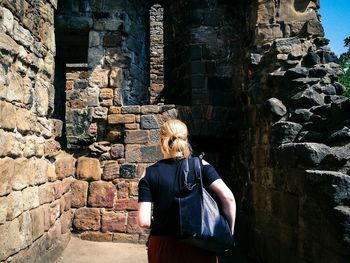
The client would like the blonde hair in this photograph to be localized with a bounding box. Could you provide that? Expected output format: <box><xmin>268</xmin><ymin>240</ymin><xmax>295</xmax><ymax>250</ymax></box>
<box><xmin>160</xmin><ymin>119</ymin><xmax>191</xmax><ymax>159</ymax></box>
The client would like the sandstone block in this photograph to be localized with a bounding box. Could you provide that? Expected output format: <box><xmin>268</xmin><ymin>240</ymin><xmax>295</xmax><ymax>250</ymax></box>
<box><xmin>76</xmin><ymin>157</ymin><xmax>101</xmax><ymax>181</ymax></box>
<box><xmin>141</xmin><ymin>105</ymin><xmax>159</xmax><ymax>114</ymax></box>
<box><xmin>117</xmin><ymin>181</ymin><xmax>130</xmax><ymax>199</ymax></box>
<box><xmin>55</xmin><ymin>153</ymin><xmax>76</xmax><ymax>179</ymax></box>
<box><xmin>121</xmin><ymin>106</ymin><xmax>141</xmax><ymax>114</ymax></box>
<box><xmin>47</xmin><ymin>162</ymin><xmax>57</xmax><ymax>182</ymax></box>
<box><xmin>113</xmin><ymin>233</ymin><xmax>139</xmax><ymax>243</ymax></box>
<box><xmin>16</xmin><ymin>108</ymin><xmax>37</xmax><ymax>134</ymax></box>
<box><xmin>0</xmin><ymin>31</ymin><xmax>19</xmax><ymax>55</ymax></box>
<box><xmin>18</xmin><ymin>211</ymin><xmax>33</xmax><ymax>248</ymax></box>
<box><xmin>80</xmin><ymin>231</ymin><xmax>113</xmax><ymax>242</ymax></box>
<box><xmin>44</xmin><ymin>139</ymin><xmax>61</xmax><ymax>157</ymax></box>
<box><xmin>30</xmin><ymin>158</ymin><xmax>49</xmax><ymax>185</ymax></box>
<box><xmin>125</xmin><ymin>130</ymin><xmax>149</xmax><ymax>144</ymax></box>
<box><xmin>49</xmin><ymin>199</ymin><xmax>61</xmax><ymax>226</ymax></box>
<box><xmin>125</xmin><ymin>145</ymin><xmax>162</xmax><ymax>163</ymax></box>
<box><xmin>0</xmin><ymin>100</ymin><xmax>16</xmax><ymax>130</ymax></box>
<box><xmin>109</xmin><ymin>67</ymin><xmax>122</xmax><ymax>88</ymax></box>
<box><xmin>100</xmin><ymin>88</ymin><xmax>114</xmax><ymax>100</ymax></box>
<box><xmin>0</xmin><ymin>219</ymin><xmax>22</xmax><ymax>259</ymax></box>
<box><xmin>103</xmin><ymin>160</ymin><xmax>119</xmax><ymax>180</ymax></box>
<box><xmin>22</xmin><ymin>186</ymin><xmax>39</xmax><ymax>211</ymax></box>
<box><xmin>71</xmin><ymin>180</ymin><xmax>88</xmax><ymax>208</ymax></box>
<box><xmin>101</xmin><ymin>210</ymin><xmax>126</xmax><ymax>232</ymax></box>
<box><xmin>129</xmin><ymin>181</ymin><xmax>138</xmax><ymax>196</ymax></box>
<box><xmin>61</xmin><ymin>210</ymin><xmax>72</xmax><ymax>234</ymax></box>
<box><xmin>100</xmin><ymin>99</ymin><xmax>113</xmax><ymax>107</ymax></box>
<box><xmin>0</xmin><ymin>7</ymin><xmax>14</xmax><ymax>34</ymax></box>
<box><xmin>73</xmin><ymin>208</ymin><xmax>101</xmax><ymax>231</ymax></box>
<box><xmin>30</xmin><ymin>206</ymin><xmax>45</xmax><ymax>241</ymax></box>
<box><xmin>12</xmin><ymin>158</ymin><xmax>29</xmax><ymax>190</ymax></box>
<box><xmin>149</xmin><ymin>129</ymin><xmax>160</xmax><ymax>144</ymax></box>
<box><xmin>88</xmin><ymin>181</ymin><xmax>116</xmax><ymax>208</ymax></box>
<box><xmin>0</xmin><ymin>196</ymin><xmax>7</xmax><ymax>224</ymax></box>
<box><xmin>43</xmin><ymin>203</ymin><xmax>51</xmax><ymax>231</ymax></box>
<box><xmin>0</xmin><ymin>157</ymin><xmax>14</xmax><ymax>196</ymax></box>
<box><xmin>109</xmin><ymin>106</ymin><xmax>121</xmax><ymax>114</ymax></box>
<box><xmin>38</xmin><ymin>183</ymin><xmax>54</xmax><ymax>205</ymax></box>
<box><xmin>110</xmin><ymin>144</ymin><xmax>124</xmax><ymax>158</ymax></box>
<box><xmin>0</xmin><ymin>130</ymin><xmax>23</xmax><ymax>158</ymax></box>
<box><xmin>32</xmin><ymin>77</ymin><xmax>49</xmax><ymax>117</ymax></box>
<box><xmin>90</xmin><ymin>67</ymin><xmax>109</xmax><ymax>88</ymax></box>
<box><xmin>36</xmin><ymin>117</ymin><xmax>53</xmax><ymax>138</ymax></box>
<box><xmin>108</xmin><ymin>114</ymin><xmax>135</xmax><ymax>124</ymax></box>
<box><xmin>114</xmin><ymin>198</ymin><xmax>138</xmax><ymax>211</ymax></box>
<box><xmin>107</xmin><ymin>130</ymin><xmax>122</xmax><ymax>142</ymax></box>
<box><xmin>119</xmin><ymin>164</ymin><xmax>137</xmax><ymax>179</ymax></box>
<box><xmin>51</xmin><ymin>119</ymin><xmax>63</xmax><ymax>138</ymax></box>
<box><xmin>140</xmin><ymin>115</ymin><xmax>160</xmax><ymax>129</ymax></box>
<box><xmin>61</xmin><ymin>192</ymin><xmax>72</xmax><ymax>213</ymax></box>
<box><xmin>126</xmin><ymin>211</ymin><xmax>142</xmax><ymax>234</ymax></box>
<box><xmin>7</xmin><ymin>190</ymin><xmax>23</xmax><ymax>220</ymax></box>
<box><xmin>125</xmin><ymin>123</ymin><xmax>139</xmax><ymax>130</ymax></box>
<box><xmin>23</xmin><ymin>135</ymin><xmax>45</xmax><ymax>158</ymax></box>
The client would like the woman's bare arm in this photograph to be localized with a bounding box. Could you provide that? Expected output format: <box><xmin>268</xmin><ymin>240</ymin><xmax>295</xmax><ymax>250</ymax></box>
<box><xmin>138</xmin><ymin>202</ymin><xmax>152</xmax><ymax>229</ymax></box>
<box><xmin>208</xmin><ymin>179</ymin><xmax>236</xmax><ymax>234</ymax></box>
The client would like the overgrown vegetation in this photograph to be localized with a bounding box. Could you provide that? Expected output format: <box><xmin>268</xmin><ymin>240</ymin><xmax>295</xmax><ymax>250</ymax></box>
<box><xmin>339</xmin><ymin>37</ymin><xmax>350</xmax><ymax>97</ymax></box>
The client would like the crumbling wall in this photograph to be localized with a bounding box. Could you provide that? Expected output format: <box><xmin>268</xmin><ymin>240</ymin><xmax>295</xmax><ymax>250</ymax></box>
<box><xmin>0</xmin><ymin>0</ymin><xmax>75</xmax><ymax>262</ymax></box>
<box><xmin>234</xmin><ymin>0</ymin><xmax>350</xmax><ymax>262</ymax></box>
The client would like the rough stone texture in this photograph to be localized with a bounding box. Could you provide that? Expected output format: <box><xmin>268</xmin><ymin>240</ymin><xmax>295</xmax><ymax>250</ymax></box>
<box><xmin>88</xmin><ymin>181</ymin><xmax>116</xmax><ymax>208</ymax></box>
<box><xmin>71</xmin><ymin>180</ymin><xmax>88</xmax><ymax>208</ymax></box>
<box><xmin>76</xmin><ymin>157</ymin><xmax>101</xmax><ymax>181</ymax></box>
<box><xmin>73</xmin><ymin>208</ymin><xmax>101</xmax><ymax>231</ymax></box>
<box><xmin>0</xmin><ymin>1</ymin><xmax>74</xmax><ymax>262</ymax></box>
<box><xmin>101</xmin><ymin>210</ymin><xmax>126</xmax><ymax>233</ymax></box>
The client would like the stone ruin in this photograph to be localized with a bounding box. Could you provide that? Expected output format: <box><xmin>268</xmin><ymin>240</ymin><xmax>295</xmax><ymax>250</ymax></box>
<box><xmin>0</xmin><ymin>0</ymin><xmax>350</xmax><ymax>262</ymax></box>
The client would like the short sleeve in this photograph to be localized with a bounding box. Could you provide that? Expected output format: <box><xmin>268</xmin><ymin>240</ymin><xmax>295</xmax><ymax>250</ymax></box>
<box><xmin>138</xmin><ymin>173</ymin><xmax>153</xmax><ymax>202</ymax></box>
<box><xmin>201</xmin><ymin>161</ymin><xmax>221</xmax><ymax>187</ymax></box>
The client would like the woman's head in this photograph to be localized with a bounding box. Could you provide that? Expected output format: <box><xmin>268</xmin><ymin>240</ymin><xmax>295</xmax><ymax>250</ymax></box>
<box><xmin>160</xmin><ymin>119</ymin><xmax>191</xmax><ymax>159</ymax></box>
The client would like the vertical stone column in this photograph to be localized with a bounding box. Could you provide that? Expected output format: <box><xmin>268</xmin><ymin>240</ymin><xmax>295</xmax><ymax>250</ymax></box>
<box><xmin>150</xmin><ymin>4</ymin><xmax>164</xmax><ymax>104</ymax></box>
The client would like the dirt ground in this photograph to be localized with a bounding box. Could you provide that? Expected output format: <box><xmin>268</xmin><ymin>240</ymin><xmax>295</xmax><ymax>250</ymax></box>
<box><xmin>56</xmin><ymin>236</ymin><xmax>148</xmax><ymax>263</ymax></box>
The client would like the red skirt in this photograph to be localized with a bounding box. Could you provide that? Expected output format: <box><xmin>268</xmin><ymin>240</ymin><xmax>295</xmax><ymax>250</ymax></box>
<box><xmin>147</xmin><ymin>235</ymin><xmax>218</xmax><ymax>263</ymax></box>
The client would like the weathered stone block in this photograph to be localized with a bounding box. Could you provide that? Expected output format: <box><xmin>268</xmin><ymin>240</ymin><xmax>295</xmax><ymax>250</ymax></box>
<box><xmin>108</xmin><ymin>114</ymin><xmax>135</xmax><ymax>124</ymax></box>
<box><xmin>100</xmin><ymin>88</ymin><xmax>114</xmax><ymax>100</ymax></box>
<box><xmin>110</xmin><ymin>144</ymin><xmax>124</xmax><ymax>158</ymax></box>
<box><xmin>80</xmin><ymin>231</ymin><xmax>113</xmax><ymax>242</ymax></box>
<box><xmin>125</xmin><ymin>123</ymin><xmax>139</xmax><ymax>130</ymax></box>
<box><xmin>271</xmin><ymin>121</ymin><xmax>303</xmax><ymax>144</ymax></box>
<box><xmin>22</xmin><ymin>186</ymin><xmax>39</xmax><ymax>211</ymax></box>
<box><xmin>55</xmin><ymin>152</ymin><xmax>76</xmax><ymax>179</ymax></box>
<box><xmin>38</xmin><ymin>183</ymin><xmax>54</xmax><ymax>205</ymax></box>
<box><xmin>61</xmin><ymin>210</ymin><xmax>72</xmax><ymax>234</ymax></box>
<box><xmin>76</xmin><ymin>157</ymin><xmax>101</xmax><ymax>181</ymax></box>
<box><xmin>109</xmin><ymin>106</ymin><xmax>122</xmax><ymax>114</ymax></box>
<box><xmin>29</xmin><ymin>158</ymin><xmax>49</xmax><ymax>185</ymax></box>
<box><xmin>0</xmin><ymin>100</ymin><xmax>17</xmax><ymax>130</ymax></box>
<box><xmin>44</xmin><ymin>139</ymin><xmax>61</xmax><ymax>157</ymax></box>
<box><xmin>140</xmin><ymin>115</ymin><xmax>160</xmax><ymax>129</ymax></box>
<box><xmin>126</xmin><ymin>211</ymin><xmax>142</xmax><ymax>234</ymax></box>
<box><xmin>0</xmin><ymin>130</ymin><xmax>23</xmax><ymax>158</ymax></box>
<box><xmin>30</xmin><ymin>206</ymin><xmax>45</xmax><ymax>241</ymax></box>
<box><xmin>126</xmin><ymin>145</ymin><xmax>162</xmax><ymax>163</ymax></box>
<box><xmin>61</xmin><ymin>192</ymin><xmax>72</xmax><ymax>213</ymax></box>
<box><xmin>0</xmin><ymin>7</ymin><xmax>14</xmax><ymax>34</ymax></box>
<box><xmin>117</xmin><ymin>181</ymin><xmax>130</xmax><ymax>199</ymax></box>
<box><xmin>141</xmin><ymin>105</ymin><xmax>159</xmax><ymax>114</ymax></box>
<box><xmin>73</xmin><ymin>208</ymin><xmax>101</xmax><ymax>231</ymax></box>
<box><xmin>125</xmin><ymin>145</ymin><xmax>141</xmax><ymax>163</ymax></box>
<box><xmin>120</xmin><ymin>164</ymin><xmax>137</xmax><ymax>179</ymax></box>
<box><xmin>114</xmin><ymin>198</ymin><xmax>138</xmax><ymax>211</ymax></box>
<box><xmin>112</xmin><ymin>233</ymin><xmax>139</xmax><ymax>243</ymax></box>
<box><xmin>23</xmin><ymin>135</ymin><xmax>45</xmax><ymax>158</ymax></box>
<box><xmin>0</xmin><ymin>196</ymin><xmax>7</xmax><ymax>224</ymax></box>
<box><xmin>0</xmin><ymin>157</ymin><xmax>14</xmax><ymax>196</ymax></box>
<box><xmin>49</xmin><ymin>199</ymin><xmax>61</xmax><ymax>226</ymax></box>
<box><xmin>16</xmin><ymin>108</ymin><xmax>37</xmax><ymax>134</ymax></box>
<box><xmin>101</xmin><ymin>210</ymin><xmax>126</xmax><ymax>233</ymax></box>
<box><xmin>103</xmin><ymin>160</ymin><xmax>119</xmax><ymax>180</ymax></box>
<box><xmin>129</xmin><ymin>181</ymin><xmax>138</xmax><ymax>196</ymax></box>
<box><xmin>121</xmin><ymin>106</ymin><xmax>140</xmax><ymax>114</ymax></box>
<box><xmin>90</xmin><ymin>67</ymin><xmax>109</xmax><ymax>88</ymax></box>
<box><xmin>125</xmin><ymin>130</ymin><xmax>149</xmax><ymax>144</ymax></box>
<box><xmin>267</xmin><ymin>98</ymin><xmax>287</xmax><ymax>117</ymax></box>
<box><xmin>110</xmin><ymin>67</ymin><xmax>122</xmax><ymax>89</ymax></box>
<box><xmin>71</xmin><ymin>180</ymin><xmax>88</xmax><ymax>208</ymax></box>
<box><xmin>88</xmin><ymin>181</ymin><xmax>116</xmax><ymax>208</ymax></box>
<box><xmin>7</xmin><ymin>190</ymin><xmax>23</xmax><ymax>220</ymax></box>
<box><xmin>0</xmin><ymin>219</ymin><xmax>23</xmax><ymax>259</ymax></box>
<box><xmin>92</xmin><ymin>107</ymin><xmax>108</xmax><ymax>120</ymax></box>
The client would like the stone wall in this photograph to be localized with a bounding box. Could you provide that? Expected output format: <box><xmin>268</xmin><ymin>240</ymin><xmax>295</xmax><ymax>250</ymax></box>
<box><xmin>0</xmin><ymin>1</ymin><xmax>75</xmax><ymax>262</ymax></box>
<box><xmin>149</xmin><ymin>4</ymin><xmax>164</xmax><ymax>104</ymax></box>
<box><xmin>70</xmin><ymin>105</ymin><xmax>177</xmax><ymax>243</ymax></box>
<box><xmin>233</xmin><ymin>0</ymin><xmax>350</xmax><ymax>262</ymax></box>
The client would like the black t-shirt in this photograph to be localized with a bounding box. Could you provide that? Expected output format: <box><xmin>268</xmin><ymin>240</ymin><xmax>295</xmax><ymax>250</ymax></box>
<box><xmin>138</xmin><ymin>156</ymin><xmax>221</xmax><ymax>235</ymax></box>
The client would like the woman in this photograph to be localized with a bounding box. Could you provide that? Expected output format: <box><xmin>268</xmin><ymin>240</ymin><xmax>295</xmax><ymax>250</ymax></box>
<box><xmin>138</xmin><ymin>119</ymin><xmax>236</xmax><ymax>263</ymax></box>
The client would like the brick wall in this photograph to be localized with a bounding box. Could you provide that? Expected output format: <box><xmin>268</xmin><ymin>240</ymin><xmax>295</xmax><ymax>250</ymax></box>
<box><xmin>0</xmin><ymin>1</ymin><xmax>75</xmax><ymax>262</ymax></box>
